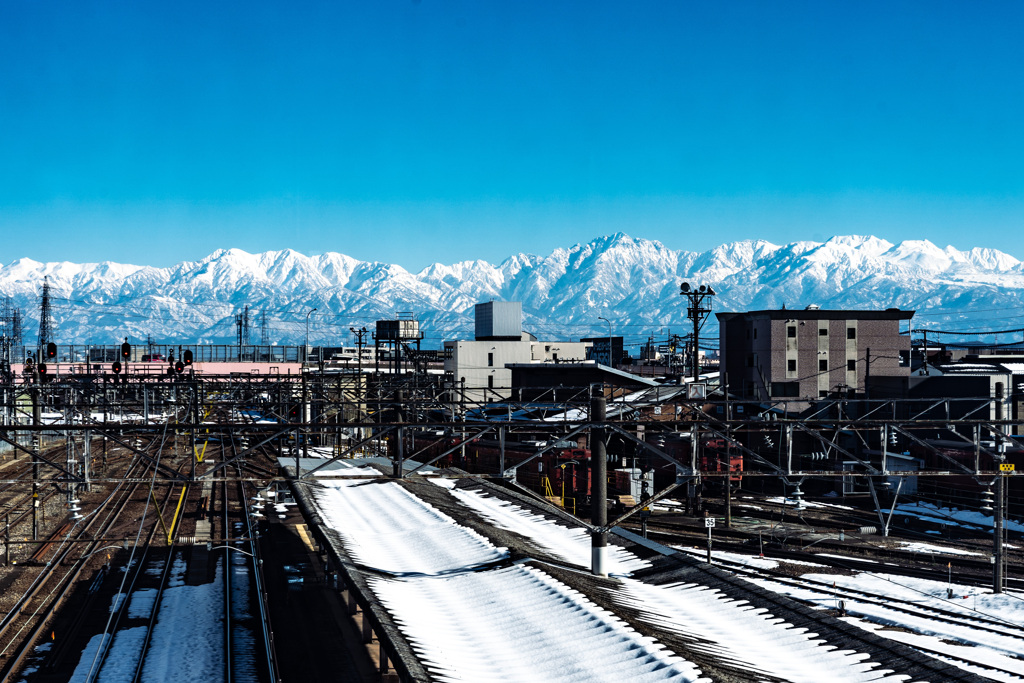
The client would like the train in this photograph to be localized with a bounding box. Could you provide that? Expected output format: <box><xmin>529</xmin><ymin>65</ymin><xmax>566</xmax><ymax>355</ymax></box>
<box><xmin>414</xmin><ymin>431</ymin><xmax>742</xmax><ymax>509</ymax></box>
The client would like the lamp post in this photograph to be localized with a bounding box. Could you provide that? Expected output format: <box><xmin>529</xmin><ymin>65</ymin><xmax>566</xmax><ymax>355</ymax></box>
<box><xmin>597</xmin><ymin>316</ymin><xmax>613</xmax><ymax>367</ymax></box>
<box><xmin>305</xmin><ymin>308</ymin><xmax>317</xmax><ymax>363</ymax></box>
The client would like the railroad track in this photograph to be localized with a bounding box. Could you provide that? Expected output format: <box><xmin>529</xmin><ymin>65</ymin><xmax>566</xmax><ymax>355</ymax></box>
<box><xmin>223</xmin><ymin>443</ymin><xmax>279</xmax><ymax>682</ymax></box>
<box><xmin>0</xmin><ymin>423</ymin><xmax>184</xmax><ymax>681</ymax></box>
<box><xmin>74</xmin><ymin>478</ymin><xmax>186</xmax><ymax>681</ymax></box>
<box><xmin>677</xmin><ymin>547</ymin><xmax>1024</xmax><ymax>681</ymax></box>
<box><xmin>632</xmin><ymin>518</ymin><xmax>1024</xmax><ymax>589</ymax></box>
<box><xmin>634</xmin><ymin>525</ymin><xmax>1024</xmax><ymax>591</ymax></box>
<box><xmin>0</xmin><ymin>457</ymin><xmax>160</xmax><ymax>680</ymax></box>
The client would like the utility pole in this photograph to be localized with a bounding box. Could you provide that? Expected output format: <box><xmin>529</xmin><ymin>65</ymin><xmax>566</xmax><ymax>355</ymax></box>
<box><xmin>31</xmin><ymin>376</ymin><xmax>40</xmax><ymax>541</ymax></box>
<box><xmin>679</xmin><ymin>282</ymin><xmax>716</xmax><ymax>381</ymax></box>
<box><xmin>994</xmin><ymin>474</ymin><xmax>1004</xmax><ymax>593</ymax></box>
<box><xmin>394</xmin><ymin>390</ymin><xmax>406</xmax><ymax>478</ymax></box>
<box><xmin>994</xmin><ymin>432</ymin><xmax>1006</xmax><ymax>593</ymax></box>
<box><xmin>591</xmin><ymin>394</ymin><xmax>608</xmax><ymax>576</ymax></box>
<box><xmin>351</xmin><ymin>327</ymin><xmax>368</xmax><ymax>375</ymax></box>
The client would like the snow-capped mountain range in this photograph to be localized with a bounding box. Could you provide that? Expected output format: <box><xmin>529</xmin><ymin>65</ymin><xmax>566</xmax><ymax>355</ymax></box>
<box><xmin>2</xmin><ymin>234</ymin><xmax>1022</xmax><ymax>348</ymax></box>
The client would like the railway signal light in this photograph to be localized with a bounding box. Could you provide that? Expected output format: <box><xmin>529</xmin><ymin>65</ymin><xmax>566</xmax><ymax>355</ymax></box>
<box><xmin>37</xmin><ymin>362</ymin><xmax>47</xmax><ymax>375</ymax></box>
<box><xmin>121</xmin><ymin>339</ymin><xmax>131</xmax><ymax>359</ymax></box>
<box><xmin>175</xmin><ymin>361</ymin><xmax>184</xmax><ymax>374</ymax></box>
<box><xmin>46</xmin><ymin>342</ymin><xmax>56</xmax><ymax>359</ymax></box>
<box><xmin>183</xmin><ymin>349</ymin><xmax>193</xmax><ymax>366</ymax></box>
<box><xmin>112</xmin><ymin>360</ymin><xmax>121</xmax><ymax>374</ymax></box>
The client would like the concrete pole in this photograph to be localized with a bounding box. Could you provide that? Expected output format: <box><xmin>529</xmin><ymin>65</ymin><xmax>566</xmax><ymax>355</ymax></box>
<box><xmin>31</xmin><ymin>383</ymin><xmax>40</xmax><ymax>541</ymax></box>
<box><xmin>994</xmin><ymin>473</ymin><xmax>1004</xmax><ymax>594</ymax></box>
<box><xmin>591</xmin><ymin>395</ymin><xmax>607</xmax><ymax>576</ymax></box>
<box><xmin>394</xmin><ymin>390</ymin><xmax>405</xmax><ymax>478</ymax></box>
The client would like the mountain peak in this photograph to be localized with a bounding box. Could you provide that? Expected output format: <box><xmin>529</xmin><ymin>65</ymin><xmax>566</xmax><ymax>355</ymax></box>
<box><xmin>2</xmin><ymin>234</ymin><xmax>1021</xmax><ymax>344</ymax></box>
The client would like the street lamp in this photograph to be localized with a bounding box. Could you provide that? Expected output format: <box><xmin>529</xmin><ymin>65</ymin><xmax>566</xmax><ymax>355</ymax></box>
<box><xmin>305</xmin><ymin>308</ymin><xmax>317</xmax><ymax>363</ymax></box>
<box><xmin>597</xmin><ymin>316</ymin><xmax>613</xmax><ymax>367</ymax></box>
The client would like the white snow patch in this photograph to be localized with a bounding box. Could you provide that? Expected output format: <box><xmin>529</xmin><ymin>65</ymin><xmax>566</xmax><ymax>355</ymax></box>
<box><xmin>369</xmin><ymin>565</ymin><xmax>704</xmax><ymax>683</ymax></box>
<box><xmin>311</xmin><ymin>478</ymin><xmax>507</xmax><ymax>575</ymax></box>
<box><xmin>448</xmin><ymin>487</ymin><xmax>649</xmax><ymax>575</ymax></box>
<box><xmin>612</xmin><ymin>578</ymin><xmax>912</xmax><ymax>683</ymax></box>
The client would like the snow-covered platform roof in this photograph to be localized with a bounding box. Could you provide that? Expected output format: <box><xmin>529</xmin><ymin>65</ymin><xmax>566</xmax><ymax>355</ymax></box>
<box><xmin>286</xmin><ymin>460</ymin><xmax>986</xmax><ymax>683</ymax></box>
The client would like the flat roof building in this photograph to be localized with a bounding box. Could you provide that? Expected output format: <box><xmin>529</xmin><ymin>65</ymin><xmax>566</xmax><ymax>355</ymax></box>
<box><xmin>717</xmin><ymin>308</ymin><xmax>914</xmax><ymax>403</ymax></box>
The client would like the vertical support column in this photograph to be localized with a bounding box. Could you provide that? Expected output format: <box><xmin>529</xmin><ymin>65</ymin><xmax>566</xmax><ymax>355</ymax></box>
<box><xmin>31</xmin><ymin>386</ymin><xmax>40</xmax><ymax>541</ymax></box>
<box><xmin>378</xmin><ymin>643</ymin><xmax>389</xmax><ymax>676</ymax></box>
<box><xmin>362</xmin><ymin>612</ymin><xmax>373</xmax><ymax>644</ymax></box>
<box><xmin>498</xmin><ymin>426</ymin><xmax>506</xmax><ymax>478</ymax></box>
<box><xmin>785</xmin><ymin>424</ymin><xmax>794</xmax><ymax>475</ymax></box>
<box><xmin>347</xmin><ymin>589</ymin><xmax>358</xmax><ymax>616</ymax></box>
<box><xmin>394</xmin><ymin>391</ymin><xmax>405</xmax><ymax>479</ymax></box>
<box><xmin>724</xmin><ymin>467</ymin><xmax>732</xmax><ymax>528</ymax></box>
<box><xmin>302</xmin><ymin>372</ymin><xmax>309</xmax><ymax>461</ymax></box>
<box><xmin>590</xmin><ymin>395</ymin><xmax>607</xmax><ymax>577</ymax></box>
<box><xmin>994</xmin><ymin>470</ymin><xmax>1005</xmax><ymax>594</ymax></box>
<box><xmin>881</xmin><ymin>425</ymin><xmax>888</xmax><ymax>474</ymax></box>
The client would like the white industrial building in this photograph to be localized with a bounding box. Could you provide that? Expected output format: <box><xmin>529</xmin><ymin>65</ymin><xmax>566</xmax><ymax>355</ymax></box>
<box><xmin>444</xmin><ymin>301</ymin><xmax>590</xmax><ymax>401</ymax></box>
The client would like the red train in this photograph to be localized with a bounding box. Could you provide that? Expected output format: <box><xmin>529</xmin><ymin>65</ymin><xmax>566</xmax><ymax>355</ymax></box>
<box><xmin>701</xmin><ymin>438</ymin><xmax>744</xmax><ymax>482</ymax></box>
<box><xmin>419</xmin><ymin>435</ymin><xmax>596</xmax><ymax>504</ymax></box>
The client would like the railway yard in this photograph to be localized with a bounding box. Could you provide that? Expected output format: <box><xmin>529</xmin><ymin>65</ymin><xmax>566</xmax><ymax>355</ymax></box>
<box><xmin>0</xmin><ymin>369</ymin><xmax>1020</xmax><ymax>682</ymax></box>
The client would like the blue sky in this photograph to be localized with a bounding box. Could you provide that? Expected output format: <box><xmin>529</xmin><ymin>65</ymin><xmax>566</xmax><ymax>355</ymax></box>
<box><xmin>2</xmin><ymin>1</ymin><xmax>1023</xmax><ymax>271</ymax></box>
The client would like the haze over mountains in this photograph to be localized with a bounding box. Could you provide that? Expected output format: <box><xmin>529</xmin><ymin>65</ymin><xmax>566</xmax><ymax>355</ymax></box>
<box><xmin>2</xmin><ymin>234</ymin><xmax>1022</xmax><ymax>347</ymax></box>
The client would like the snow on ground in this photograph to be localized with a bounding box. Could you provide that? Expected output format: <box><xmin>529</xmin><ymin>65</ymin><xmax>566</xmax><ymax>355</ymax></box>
<box><xmin>848</xmin><ymin>620</ymin><xmax>1024</xmax><ymax>683</ymax></box>
<box><xmin>68</xmin><ymin>627</ymin><xmax>148</xmax><ymax>683</ymax></box>
<box><xmin>764</xmin><ymin>496</ymin><xmax>856</xmax><ymax>511</ymax></box>
<box><xmin>140</xmin><ymin>561</ymin><xmax>225</xmax><ymax>682</ymax></box>
<box><xmin>447</xmin><ymin>486</ymin><xmax>650</xmax><ymax>576</ymax></box>
<box><xmin>702</xmin><ymin>549</ymin><xmax>1024</xmax><ymax>680</ymax></box>
<box><xmin>127</xmin><ymin>588</ymin><xmax>157</xmax><ymax>619</ymax></box>
<box><xmin>67</xmin><ymin>554</ymin><xmax>232</xmax><ymax>682</ymax></box>
<box><xmin>368</xmin><ymin>564</ymin><xmax>705</xmax><ymax>683</ymax></box>
<box><xmin>896</xmin><ymin>541</ymin><xmax>984</xmax><ymax>557</ymax></box>
<box><xmin>611</xmin><ymin>578</ymin><xmax>912</xmax><ymax>683</ymax></box>
<box><xmin>673</xmin><ymin>547</ymin><xmax>828</xmax><ymax>569</ymax></box>
<box><xmin>895</xmin><ymin>502</ymin><xmax>1024</xmax><ymax>533</ymax></box>
<box><xmin>310</xmin><ymin>478</ymin><xmax>507</xmax><ymax>575</ymax></box>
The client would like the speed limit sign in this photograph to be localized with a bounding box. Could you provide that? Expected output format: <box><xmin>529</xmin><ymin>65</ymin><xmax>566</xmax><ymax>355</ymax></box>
<box><xmin>704</xmin><ymin>517</ymin><xmax>716</xmax><ymax>528</ymax></box>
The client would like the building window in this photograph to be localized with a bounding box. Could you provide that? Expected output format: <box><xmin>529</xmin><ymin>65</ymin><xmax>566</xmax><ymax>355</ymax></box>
<box><xmin>847</xmin><ymin>327</ymin><xmax>856</xmax><ymax>340</ymax></box>
<box><xmin>787</xmin><ymin>359</ymin><xmax>796</xmax><ymax>372</ymax></box>
<box><xmin>819</xmin><ymin>328</ymin><xmax>828</xmax><ymax>336</ymax></box>
<box><xmin>487</xmin><ymin>375</ymin><xmax>494</xmax><ymax>389</ymax></box>
<box><xmin>847</xmin><ymin>359</ymin><xmax>856</xmax><ymax>371</ymax></box>
<box><xmin>772</xmin><ymin>381</ymin><xmax>799</xmax><ymax>397</ymax></box>
<box><xmin>746</xmin><ymin>354</ymin><xmax>754</xmax><ymax>368</ymax></box>
<box><xmin>818</xmin><ymin>359</ymin><xmax>828</xmax><ymax>371</ymax></box>
<box><xmin>819</xmin><ymin>390</ymin><xmax>828</xmax><ymax>398</ymax></box>
<box><xmin>753</xmin><ymin>328</ymin><xmax>758</xmax><ymax>339</ymax></box>
<box><xmin>552</xmin><ymin>353</ymin><xmax>558</xmax><ymax>362</ymax></box>
<box><xmin>487</xmin><ymin>352</ymin><xmax>494</xmax><ymax>367</ymax></box>
<box><xmin>787</xmin><ymin>326</ymin><xmax>796</xmax><ymax>338</ymax></box>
